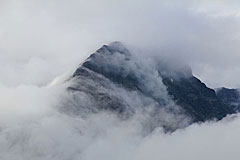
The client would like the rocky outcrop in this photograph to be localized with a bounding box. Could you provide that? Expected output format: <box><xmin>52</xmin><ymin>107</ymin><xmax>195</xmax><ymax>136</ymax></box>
<box><xmin>66</xmin><ymin>42</ymin><xmax>235</xmax><ymax>131</ymax></box>
<box><xmin>216</xmin><ymin>87</ymin><xmax>240</xmax><ymax>112</ymax></box>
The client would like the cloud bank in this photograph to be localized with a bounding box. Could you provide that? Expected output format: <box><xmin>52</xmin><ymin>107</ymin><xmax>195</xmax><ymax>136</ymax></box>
<box><xmin>0</xmin><ymin>83</ymin><xmax>239</xmax><ymax>160</ymax></box>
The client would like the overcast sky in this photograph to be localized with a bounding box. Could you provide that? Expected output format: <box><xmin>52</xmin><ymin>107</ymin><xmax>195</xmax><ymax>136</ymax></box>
<box><xmin>1</xmin><ymin>0</ymin><xmax>240</xmax><ymax>88</ymax></box>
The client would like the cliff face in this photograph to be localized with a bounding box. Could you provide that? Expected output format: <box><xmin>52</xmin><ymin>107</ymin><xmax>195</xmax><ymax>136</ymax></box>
<box><xmin>162</xmin><ymin>76</ymin><xmax>234</xmax><ymax>122</ymax></box>
<box><xmin>216</xmin><ymin>87</ymin><xmax>240</xmax><ymax>112</ymax></box>
<box><xmin>67</xmin><ymin>42</ymin><xmax>235</xmax><ymax>131</ymax></box>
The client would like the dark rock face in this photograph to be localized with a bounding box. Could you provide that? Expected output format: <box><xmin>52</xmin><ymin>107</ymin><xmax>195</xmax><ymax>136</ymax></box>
<box><xmin>67</xmin><ymin>41</ymin><xmax>235</xmax><ymax>130</ymax></box>
<box><xmin>162</xmin><ymin>76</ymin><xmax>234</xmax><ymax>122</ymax></box>
<box><xmin>216</xmin><ymin>87</ymin><xmax>240</xmax><ymax>112</ymax></box>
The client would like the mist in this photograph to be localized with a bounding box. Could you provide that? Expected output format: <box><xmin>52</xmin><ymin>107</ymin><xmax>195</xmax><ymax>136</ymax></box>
<box><xmin>1</xmin><ymin>0</ymin><xmax>240</xmax><ymax>88</ymax></box>
<box><xmin>0</xmin><ymin>82</ymin><xmax>240</xmax><ymax>160</ymax></box>
<box><xmin>1</xmin><ymin>0</ymin><xmax>240</xmax><ymax>160</ymax></box>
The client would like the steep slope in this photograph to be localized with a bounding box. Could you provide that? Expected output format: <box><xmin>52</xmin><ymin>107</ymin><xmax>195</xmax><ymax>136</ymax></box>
<box><xmin>162</xmin><ymin>76</ymin><xmax>234</xmax><ymax>122</ymax></box>
<box><xmin>67</xmin><ymin>42</ymin><xmax>234</xmax><ymax>131</ymax></box>
<box><xmin>216</xmin><ymin>87</ymin><xmax>240</xmax><ymax>112</ymax></box>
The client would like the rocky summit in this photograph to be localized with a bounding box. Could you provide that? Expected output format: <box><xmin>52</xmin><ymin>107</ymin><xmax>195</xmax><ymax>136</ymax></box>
<box><xmin>66</xmin><ymin>42</ymin><xmax>235</xmax><ymax>131</ymax></box>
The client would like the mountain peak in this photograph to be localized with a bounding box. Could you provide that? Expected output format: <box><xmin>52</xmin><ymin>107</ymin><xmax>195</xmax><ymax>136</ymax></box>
<box><xmin>96</xmin><ymin>41</ymin><xmax>131</xmax><ymax>57</ymax></box>
<box><xmin>68</xmin><ymin>42</ymin><xmax>235</xmax><ymax>132</ymax></box>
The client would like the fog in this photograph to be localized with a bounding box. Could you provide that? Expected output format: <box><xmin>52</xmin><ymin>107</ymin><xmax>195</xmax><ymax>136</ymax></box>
<box><xmin>0</xmin><ymin>82</ymin><xmax>240</xmax><ymax>160</ymax></box>
<box><xmin>1</xmin><ymin>0</ymin><xmax>240</xmax><ymax>160</ymax></box>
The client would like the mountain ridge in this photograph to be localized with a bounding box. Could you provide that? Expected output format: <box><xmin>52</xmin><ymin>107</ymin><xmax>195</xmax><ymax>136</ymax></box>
<box><xmin>67</xmin><ymin>41</ymin><xmax>235</xmax><ymax>131</ymax></box>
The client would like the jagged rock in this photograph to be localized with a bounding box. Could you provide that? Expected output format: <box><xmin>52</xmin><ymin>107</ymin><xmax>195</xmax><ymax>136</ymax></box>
<box><xmin>216</xmin><ymin>87</ymin><xmax>240</xmax><ymax>112</ymax></box>
<box><xmin>66</xmin><ymin>41</ymin><xmax>235</xmax><ymax>131</ymax></box>
<box><xmin>162</xmin><ymin>76</ymin><xmax>234</xmax><ymax>122</ymax></box>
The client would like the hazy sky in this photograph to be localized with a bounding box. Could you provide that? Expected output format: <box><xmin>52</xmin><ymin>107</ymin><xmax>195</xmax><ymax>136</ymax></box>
<box><xmin>0</xmin><ymin>0</ymin><xmax>240</xmax><ymax>88</ymax></box>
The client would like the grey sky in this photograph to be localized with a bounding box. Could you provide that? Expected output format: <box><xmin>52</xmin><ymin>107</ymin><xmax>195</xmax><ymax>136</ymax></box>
<box><xmin>0</xmin><ymin>0</ymin><xmax>240</xmax><ymax>88</ymax></box>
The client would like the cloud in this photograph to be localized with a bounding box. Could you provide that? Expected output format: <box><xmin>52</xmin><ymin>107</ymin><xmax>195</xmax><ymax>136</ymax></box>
<box><xmin>0</xmin><ymin>86</ymin><xmax>239</xmax><ymax>160</ymax></box>
<box><xmin>1</xmin><ymin>0</ymin><xmax>240</xmax><ymax>87</ymax></box>
<box><xmin>132</xmin><ymin>114</ymin><xmax>240</xmax><ymax>160</ymax></box>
